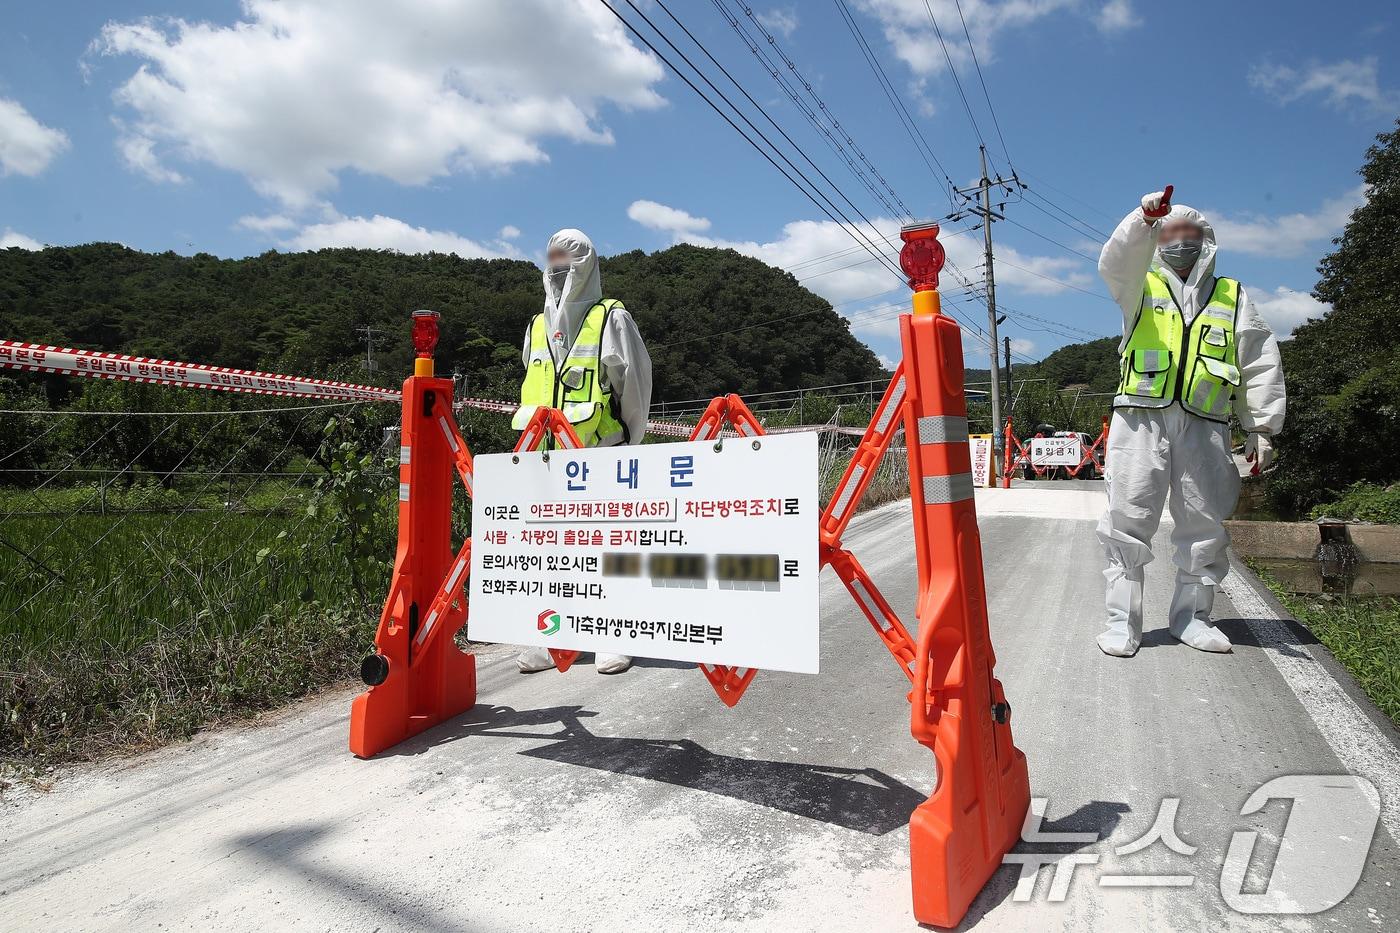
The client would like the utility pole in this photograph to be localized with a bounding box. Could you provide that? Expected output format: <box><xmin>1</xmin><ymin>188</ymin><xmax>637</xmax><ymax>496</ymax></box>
<box><xmin>356</xmin><ymin>325</ymin><xmax>385</xmax><ymax>374</ymax></box>
<box><xmin>953</xmin><ymin>146</ymin><xmax>1014</xmax><ymax>472</ymax></box>
<box><xmin>1003</xmin><ymin>336</ymin><xmax>1013</xmax><ymax>413</ymax></box>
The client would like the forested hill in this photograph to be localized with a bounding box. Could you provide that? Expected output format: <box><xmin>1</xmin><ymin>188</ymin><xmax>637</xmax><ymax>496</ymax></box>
<box><xmin>1032</xmin><ymin>336</ymin><xmax>1120</xmax><ymax>393</ymax></box>
<box><xmin>0</xmin><ymin>242</ymin><xmax>883</xmax><ymax>403</ymax></box>
<box><xmin>965</xmin><ymin>336</ymin><xmax>1119</xmax><ymax>393</ymax></box>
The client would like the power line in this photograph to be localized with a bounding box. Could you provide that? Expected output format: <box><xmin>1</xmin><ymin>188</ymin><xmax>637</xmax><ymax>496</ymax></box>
<box><xmin>920</xmin><ymin>0</ymin><xmax>990</xmax><ymax>163</ymax></box>
<box><xmin>1000</xmin><ymin>215</ymin><xmax>1099</xmax><ymax>264</ymax></box>
<box><xmin>992</xmin><ymin>255</ymin><xmax>1117</xmax><ymax>303</ymax></box>
<box><xmin>1020</xmin><ymin>170</ymin><xmax>1119</xmax><ymax>224</ymax></box>
<box><xmin>832</xmin><ymin>0</ymin><xmax>958</xmax><ymax>207</ymax></box>
<box><xmin>1022</xmin><ymin>187</ymin><xmax>1110</xmax><ymax>241</ymax></box>
<box><xmin>647</xmin><ymin>0</ymin><xmax>906</xmax><ymax>280</ymax></box>
<box><xmin>598</xmin><ymin>0</ymin><xmax>905</xmax><ymax>286</ymax></box>
<box><xmin>951</xmin><ymin>0</ymin><xmax>1013</xmax><ymax>171</ymax></box>
<box><xmin>718</xmin><ymin>0</ymin><xmax>914</xmax><ymax>221</ymax></box>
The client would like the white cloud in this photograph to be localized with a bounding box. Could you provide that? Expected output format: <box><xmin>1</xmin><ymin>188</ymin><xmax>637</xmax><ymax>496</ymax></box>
<box><xmin>1249</xmin><ymin>56</ymin><xmax>1397</xmax><ymax>112</ymax></box>
<box><xmin>1095</xmin><ymin>0</ymin><xmax>1141</xmax><ymax>33</ymax></box>
<box><xmin>285</xmin><ymin>213</ymin><xmax>519</xmax><ymax>259</ymax></box>
<box><xmin>94</xmin><ymin>0</ymin><xmax>665</xmax><ymax>206</ymax></box>
<box><xmin>499</xmin><ymin>224</ymin><xmax>522</xmax><ymax>240</ymax></box>
<box><xmin>852</xmin><ymin>0</ymin><xmax>1078</xmax><ymax>76</ymax></box>
<box><xmin>876</xmin><ymin>353</ymin><xmax>899</xmax><ymax>371</ymax></box>
<box><xmin>625</xmin><ymin>199</ymin><xmax>1093</xmax><ymax>354</ymax></box>
<box><xmin>1</xmin><ymin>228</ymin><xmax>44</xmax><ymax>250</ymax></box>
<box><xmin>1209</xmin><ymin>185</ymin><xmax>1365</xmax><ymax>258</ymax></box>
<box><xmin>237</xmin><ymin>213</ymin><xmax>298</xmax><ymax>233</ymax></box>
<box><xmin>0</xmin><ymin>97</ymin><xmax>69</xmax><ymax>177</ymax></box>
<box><xmin>116</xmin><ymin>127</ymin><xmax>185</xmax><ymax>183</ymax></box>
<box><xmin>1251</xmin><ymin>286</ymin><xmax>1329</xmax><ymax>337</ymax></box>
<box><xmin>757</xmin><ymin>7</ymin><xmax>800</xmax><ymax>38</ymax></box>
<box><xmin>628</xmin><ymin>199</ymin><xmax>712</xmax><ymax>235</ymax></box>
<box><xmin>1009</xmin><ymin>337</ymin><xmax>1036</xmax><ymax>356</ymax></box>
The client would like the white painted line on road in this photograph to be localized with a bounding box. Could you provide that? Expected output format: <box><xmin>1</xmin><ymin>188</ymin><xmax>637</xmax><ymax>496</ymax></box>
<box><xmin>1221</xmin><ymin>569</ymin><xmax>1400</xmax><ymax>845</ymax></box>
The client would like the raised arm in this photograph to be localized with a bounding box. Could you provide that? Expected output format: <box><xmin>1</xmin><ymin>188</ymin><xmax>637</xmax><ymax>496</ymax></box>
<box><xmin>1100</xmin><ymin>188</ymin><xmax>1172</xmax><ymax>332</ymax></box>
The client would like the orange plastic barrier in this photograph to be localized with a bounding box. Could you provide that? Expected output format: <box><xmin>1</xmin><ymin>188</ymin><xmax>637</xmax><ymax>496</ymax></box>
<box><xmin>351</xmin><ymin>225</ymin><xmax>1030</xmax><ymax>927</ymax></box>
<box><xmin>349</xmin><ymin>365</ymin><xmax>477</xmax><ymax>758</ymax></box>
<box><xmin>902</xmin><ymin>305</ymin><xmax>1030</xmax><ymax>927</ymax></box>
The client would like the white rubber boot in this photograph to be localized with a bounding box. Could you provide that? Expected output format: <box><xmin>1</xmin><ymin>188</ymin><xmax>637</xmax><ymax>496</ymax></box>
<box><xmin>516</xmin><ymin>646</ymin><xmax>555</xmax><ymax>673</ymax></box>
<box><xmin>595</xmin><ymin>653</ymin><xmax>633</xmax><ymax>674</ymax></box>
<box><xmin>1098</xmin><ymin>567</ymin><xmax>1144</xmax><ymax>658</ymax></box>
<box><xmin>1168</xmin><ymin>582</ymin><xmax>1232</xmax><ymax>653</ymax></box>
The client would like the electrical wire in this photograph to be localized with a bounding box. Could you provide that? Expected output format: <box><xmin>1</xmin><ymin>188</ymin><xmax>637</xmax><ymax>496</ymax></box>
<box><xmin>993</xmin><ymin>256</ymin><xmax>1117</xmax><ymax>302</ymax></box>
<box><xmin>597</xmin><ymin>0</ymin><xmax>905</xmax><ymax>285</ymax></box>
<box><xmin>719</xmin><ymin>0</ymin><xmax>914</xmax><ymax>221</ymax></box>
<box><xmin>1023</xmin><ymin>187</ymin><xmax>1110</xmax><ymax>241</ymax></box>
<box><xmin>951</xmin><ymin>0</ymin><xmax>1013</xmax><ymax>171</ymax></box>
<box><xmin>646</xmin><ymin>0</ymin><xmax>906</xmax><ymax>279</ymax></box>
<box><xmin>1001</xmin><ymin>215</ymin><xmax>1099</xmax><ymax>264</ymax></box>
<box><xmin>920</xmin><ymin>0</ymin><xmax>990</xmax><ymax>165</ymax></box>
<box><xmin>832</xmin><ymin>0</ymin><xmax>958</xmax><ymax>207</ymax></box>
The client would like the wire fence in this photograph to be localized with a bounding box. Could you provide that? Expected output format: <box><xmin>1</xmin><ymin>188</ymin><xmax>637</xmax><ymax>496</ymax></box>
<box><xmin>0</xmin><ymin>384</ymin><xmax>909</xmax><ymax>763</ymax></box>
<box><xmin>0</xmin><ymin>400</ymin><xmax>395</xmax><ymax>653</ymax></box>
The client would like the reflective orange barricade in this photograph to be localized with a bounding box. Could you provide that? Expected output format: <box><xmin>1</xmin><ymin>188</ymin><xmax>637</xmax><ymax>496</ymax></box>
<box><xmin>350</xmin><ymin>225</ymin><xmax>1030</xmax><ymax>927</ymax></box>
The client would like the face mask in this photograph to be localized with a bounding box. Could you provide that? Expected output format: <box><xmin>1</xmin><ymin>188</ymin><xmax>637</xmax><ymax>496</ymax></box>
<box><xmin>1160</xmin><ymin>239</ymin><xmax>1201</xmax><ymax>272</ymax></box>
<box><xmin>548</xmin><ymin>263</ymin><xmax>569</xmax><ymax>291</ymax></box>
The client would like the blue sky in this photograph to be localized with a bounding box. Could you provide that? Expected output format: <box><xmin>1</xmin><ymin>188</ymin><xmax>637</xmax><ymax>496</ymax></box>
<box><xmin>1</xmin><ymin>1</ymin><xmax>1396</xmax><ymax>374</ymax></box>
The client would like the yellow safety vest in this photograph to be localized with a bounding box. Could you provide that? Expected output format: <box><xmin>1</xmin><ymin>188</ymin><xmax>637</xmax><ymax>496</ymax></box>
<box><xmin>513</xmin><ymin>299</ymin><xmax>628</xmax><ymax>446</ymax></box>
<box><xmin>1116</xmin><ymin>271</ymin><xmax>1241</xmax><ymax>422</ymax></box>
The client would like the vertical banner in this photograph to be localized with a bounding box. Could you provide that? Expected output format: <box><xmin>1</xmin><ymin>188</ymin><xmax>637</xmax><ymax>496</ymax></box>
<box><xmin>968</xmin><ymin>434</ymin><xmax>994</xmax><ymax>488</ymax></box>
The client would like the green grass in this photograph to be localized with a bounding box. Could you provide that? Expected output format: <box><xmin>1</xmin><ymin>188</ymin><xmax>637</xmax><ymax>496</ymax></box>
<box><xmin>0</xmin><ymin>483</ymin><xmax>380</xmax><ymax>768</ymax></box>
<box><xmin>1254</xmin><ymin>570</ymin><xmax>1400</xmax><ymax>726</ymax></box>
<box><xmin>1309</xmin><ymin>481</ymin><xmax>1400</xmax><ymax>524</ymax></box>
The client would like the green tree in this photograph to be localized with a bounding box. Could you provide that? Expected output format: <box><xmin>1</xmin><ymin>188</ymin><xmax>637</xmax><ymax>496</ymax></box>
<box><xmin>1268</xmin><ymin>118</ymin><xmax>1400</xmax><ymax>513</ymax></box>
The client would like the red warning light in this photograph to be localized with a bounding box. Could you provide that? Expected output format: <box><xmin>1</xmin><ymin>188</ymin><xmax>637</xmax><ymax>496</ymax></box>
<box><xmin>899</xmin><ymin>222</ymin><xmax>945</xmax><ymax>292</ymax></box>
<box><xmin>412</xmin><ymin>309</ymin><xmax>440</xmax><ymax>359</ymax></box>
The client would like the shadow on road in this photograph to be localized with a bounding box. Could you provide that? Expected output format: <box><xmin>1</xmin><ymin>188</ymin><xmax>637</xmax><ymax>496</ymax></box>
<box><xmin>954</xmin><ymin>798</ymin><xmax>1131</xmax><ymax>930</ymax></box>
<box><xmin>385</xmin><ymin>703</ymin><xmax>924</xmax><ymax>835</ymax></box>
<box><xmin>228</xmin><ymin>824</ymin><xmax>479</xmax><ymax>930</ymax></box>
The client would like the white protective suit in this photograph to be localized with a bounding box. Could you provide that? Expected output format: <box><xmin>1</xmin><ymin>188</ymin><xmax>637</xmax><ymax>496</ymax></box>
<box><xmin>522</xmin><ymin>229</ymin><xmax>653</xmax><ymax>446</ymax></box>
<box><xmin>517</xmin><ymin>229</ymin><xmax>653</xmax><ymax>675</ymax></box>
<box><xmin>1096</xmin><ymin>203</ymin><xmax>1286</xmax><ymax>657</ymax></box>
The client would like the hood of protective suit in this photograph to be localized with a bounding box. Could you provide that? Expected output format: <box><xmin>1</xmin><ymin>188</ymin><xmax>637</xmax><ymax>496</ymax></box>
<box><xmin>1152</xmin><ymin>204</ymin><xmax>1217</xmax><ymax>291</ymax></box>
<box><xmin>542</xmin><ymin>229</ymin><xmax>602</xmax><ymax>355</ymax></box>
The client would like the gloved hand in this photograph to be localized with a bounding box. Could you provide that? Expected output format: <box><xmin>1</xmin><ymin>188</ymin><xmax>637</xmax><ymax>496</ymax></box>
<box><xmin>1244</xmin><ymin>433</ymin><xmax>1273</xmax><ymax>475</ymax></box>
<box><xmin>1141</xmin><ymin>185</ymin><xmax>1174</xmax><ymax>220</ymax></box>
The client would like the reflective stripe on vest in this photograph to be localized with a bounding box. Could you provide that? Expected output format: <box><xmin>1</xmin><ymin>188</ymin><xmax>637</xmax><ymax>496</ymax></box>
<box><xmin>513</xmin><ymin>299</ymin><xmax>628</xmax><ymax>446</ymax></box>
<box><xmin>1115</xmin><ymin>272</ymin><xmax>1241</xmax><ymax>422</ymax></box>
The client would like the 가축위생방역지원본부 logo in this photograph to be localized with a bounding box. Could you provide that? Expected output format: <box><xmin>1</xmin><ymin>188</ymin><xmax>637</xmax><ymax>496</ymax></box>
<box><xmin>537</xmin><ymin>609</ymin><xmax>561</xmax><ymax>636</ymax></box>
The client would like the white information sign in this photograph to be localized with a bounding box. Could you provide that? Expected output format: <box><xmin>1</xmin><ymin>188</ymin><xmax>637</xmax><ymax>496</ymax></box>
<box><xmin>1030</xmin><ymin>436</ymin><xmax>1083</xmax><ymax>467</ymax></box>
<box><xmin>468</xmin><ymin>432</ymin><xmax>820</xmax><ymax>673</ymax></box>
<box><xmin>969</xmin><ymin>434</ymin><xmax>994</xmax><ymax>488</ymax></box>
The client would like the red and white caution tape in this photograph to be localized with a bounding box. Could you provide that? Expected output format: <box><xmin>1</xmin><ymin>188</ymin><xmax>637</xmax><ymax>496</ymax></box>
<box><xmin>0</xmin><ymin>339</ymin><xmax>401</xmax><ymax>403</ymax></box>
<box><xmin>1</xmin><ymin>338</ymin><xmax>703</xmax><ymax>436</ymax></box>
